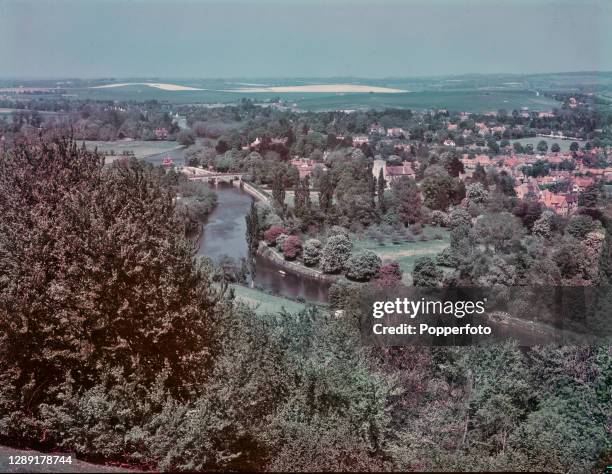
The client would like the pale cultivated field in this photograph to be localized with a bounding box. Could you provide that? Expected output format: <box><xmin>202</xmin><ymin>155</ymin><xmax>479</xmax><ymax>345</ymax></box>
<box><xmin>90</xmin><ymin>82</ymin><xmax>204</xmax><ymax>91</ymax></box>
<box><xmin>224</xmin><ymin>84</ymin><xmax>407</xmax><ymax>93</ymax></box>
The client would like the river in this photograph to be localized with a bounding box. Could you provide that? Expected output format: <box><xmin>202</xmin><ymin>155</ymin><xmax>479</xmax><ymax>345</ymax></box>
<box><xmin>143</xmin><ymin>148</ymin><xmax>330</xmax><ymax>303</ymax></box>
<box><xmin>195</xmin><ymin>183</ymin><xmax>330</xmax><ymax>303</ymax></box>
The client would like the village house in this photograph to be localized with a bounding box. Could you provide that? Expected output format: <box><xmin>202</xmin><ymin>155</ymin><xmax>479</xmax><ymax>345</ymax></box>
<box><xmin>385</xmin><ymin>162</ymin><xmax>416</xmax><ymax>182</ymax></box>
<box><xmin>387</xmin><ymin>127</ymin><xmax>406</xmax><ymax>138</ymax></box>
<box><xmin>475</xmin><ymin>123</ymin><xmax>489</xmax><ymax>136</ymax></box>
<box><xmin>372</xmin><ymin>159</ymin><xmax>415</xmax><ymax>185</ymax></box>
<box><xmin>369</xmin><ymin>123</ymin><xmax>386</xmax><ymax>135</ymax></box>
<box><xmin>351</xmin><ymin>135</ymin><xmax>369</xmax><ymax>146</ymax></box>
<box><xmin>540</xmin><ymin>190</ymin><xmax>578</xmax><ymax>215</ymax></box>
<box><xmin>290</xmin><ymin>158</ymin><xmax>317</xmax><ymax>179</ymax></box>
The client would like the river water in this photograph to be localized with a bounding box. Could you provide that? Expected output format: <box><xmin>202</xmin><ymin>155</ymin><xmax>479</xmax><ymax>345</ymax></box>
<box><xmin>143</xmin><ymin>148</ymin><xmax>330</xmax><ymax>303</ymax></box>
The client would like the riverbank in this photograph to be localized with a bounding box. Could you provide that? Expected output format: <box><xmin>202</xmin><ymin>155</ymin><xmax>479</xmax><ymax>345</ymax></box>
<box><xmin>240</xmin><ymin>180</ymin><xmax>270</xmax><ymax>202</ymax></box>
<box><xmin>232</xmin><ymin>284</ymin><xmax>309</xmax><ymax>314</ymax></box>
<box><xmin>257</xmin><ymin>241</ymin><xmax>338</xmax><ymax>283</ymax></box>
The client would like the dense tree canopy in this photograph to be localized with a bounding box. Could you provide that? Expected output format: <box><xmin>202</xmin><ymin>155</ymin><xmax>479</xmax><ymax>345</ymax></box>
<box><xmin>0</xmin><ymin>139</ymin><xmax>224</xmax><ymax>450</ymax></box>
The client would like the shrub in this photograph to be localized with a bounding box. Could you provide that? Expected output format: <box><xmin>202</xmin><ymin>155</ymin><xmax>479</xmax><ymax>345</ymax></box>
<box><xmin>410</xmin><ymin>223</ymin><xmax>423</xmax><ymax>235</ymax></box>
<box><xmin>282</xmin><ymin>235</ymin><xmax>302</xmax><ymax>260</ymax></box>
<box><xmin>328</xmin><ymin>225</ymin><xmax>349</xmax><ymax>238</ymax></box>
<box><xmin>391</xmin><ymin>231</ymin><xmax>403</xmax><ymax>245</ymax></box>
<box><xmin>449</xmin><ymin>208</ymin><xmax>472</xmax><ymax>229</ymax></box>
<box><xmin>276</xmin><ymin>233</ymin><xmax>289</xmax><ymax>248</ymax></box>
<box><xmin>436</xmin><ymin>247</ymin><xmax>459</xmax><ymax>267</ymax></box>
<box><xmin>320</xmin><ymin>234</ymin><xmax>352</xmax><ymax>274</ymax></box>
<box><xmin>565</xmin><ymin>214</ymin><xmax>596</xmax><ymax>240</ymax></box>
<box><xmin>345</xmin><ymin>250</ymin><xmax>382</xmax><ymax>282</ymax></box>
<box><xmin>412</xmin><ymin>256</ymin><xmax>443</xmax><ymax>287</ymax></box>
<box><xmin>404</xmin><ymin>231</ymin><xmax>415</xmax><ymax>242</ymax></box>
<box><xmin>377</xmin><ymin>262</ymin><xmax>403</xmax><ymax>284</ymax></box>
<box><xmin>532</xmin><ymin>212</ymin><xmax>553</xmax><ymax>239</ymax></box>
<box><xmin>466</xmin><ymin>182</ymin><xmax>489</xmax><ymax>204</ymax></box>
<box><xmin>328</xmin><ymin>281</ymin><xmax>359</xmax><ymax>310</ymax></box>
<box><xmin>264</xmin><ymin>225</ymin><xmax>287</xmax><ymax>245</ymax></box>
<box><xmin>303</xmin><ymin>239</ymin><xmax>322</xmax><ymax>266</ymax></box>
<box><xmin>430</xmin><ymin>210</ymin><xmax>450</xmax><ymax>227</ymax></box>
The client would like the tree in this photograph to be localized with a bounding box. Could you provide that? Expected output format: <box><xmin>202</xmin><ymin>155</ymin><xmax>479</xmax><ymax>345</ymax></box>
<box><xmin>318</xmin><ymin>171</ymin><xmax>334</xmax><ymax>212</ymax></box>
<box><xmin>303</xmin><ymin>239</ymin><xmax>322</xmax><ymax>266</ymax></box>
<box><xmin>412</xmin><ymin>257</ymin><xmax>443</xmax><ymax>287</ymax></box>
<box><xmin>570</xmin><ymin>141</ymin><xmax>580</xmax><ymax>153</ymax></box>
<box><xmin>245</xmin><ymin>201</ymin><xmax>260</xmax><ymax>257</ymax></box>
<box><xmin>377</xmin><ymin>168</ymin><xmax>386</xmax><ymax>213</ymax></box>
<box><xmin>536</xmin><ymin>140</ymin><xmax>548</xmax><ymax>154</ymax></box>
<box><xmin>177</xmin><ymin>129</ymin><xmax>196</xmax><ymax>147</ymax></box>
<box><xmin>466</xmin><ymin>182</ymin><xmax>489</xmax><ymax>207</ymax></box>
<box><xmin>345</xmin><ymin>250</ymin><xmax>382</xmax><ymax>282</ymax></box>
<box><xmin>551</xmin><ymin>143</ymin><xmax>561</xmax><ymax>153</ymax></box>
<box><xmin>0</xmin><ymin>139</ymin><xmax>221</xmax><ymax>447</ymax></box>
<box><xmin>578</xmin><ymin>184</ymin><xmax>602</xmax><ymax>208</ymax></box>
<box><xmin>513</xmin><ymin>198</ymin><xmax>543</xmax><ymax>230</ymax></box>
<box><xmin>513</xmin><ymin>142</ymin><xmax>524</xmax><ymax>154</ymax></box>
<box><xmin>449</xmin><ymin>208</ymin><xmax>472</xmax><ymax>230</ymax></box>
<box><xmin>271</xmin><ymin>166</ymin><xmax>287</xmax><ymax>212</ymax></box>
<box><xmin>264</xmin><ymin>225</ymin><xmax>287</xmax><ymax>245</ymax></box>
<box><xmin>421</xmin><ymin>168</ymin><xmax>455</xmax><ymax>211</ymax></box>
<box><xmin>532</xmin><ymin>211</ymin><xmax>553</xmax><ymax>239</ymax></box>
<box><xmin>294</xmin><ymin>175</ymin><xmax>311</xmax><ymax>217</ymax></box>
<box><xmin>474</xmin><ymin>212</ymin><xmax>525</xmax><ymax>253</ymax></box>
<box><xmin>215</xmin><ymin>139</ymin><xmax>230</xmax><ymax>154</ymax></box>
<box><xmin>473</xmin><ymin>163</ymin><xmax>488</xmax><ymax>185</ymax></box>
<box><xmin>282</xmin><ymin>235</ymin><xmax>302</xmax><ymax>260</ymax></box>
<box><xmin>376</xmin><ymin>262</ymin><xmax>403</xmax><ymax>285</ymax></box>
<box><xmin>565</xmin><ymin>214</ymin><xmax>596</xmax><ymax>240</ymax></box>
<box><xmin>443</xmin><ymin>151</ymin><xmax>464</xmax><ymax>177</ymax></box>
<box><xmin>320</xmin><ymin>234</ymin><xmax>352</xmax><ymax>274</ymax></box>
<box><xmin>391</xmin><ymin>176</ymin><xmax>422</xmax><ymax>225</ymax></box>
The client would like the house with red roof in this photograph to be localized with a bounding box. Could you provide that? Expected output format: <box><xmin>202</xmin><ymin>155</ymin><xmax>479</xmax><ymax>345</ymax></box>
<box><xmin>385</xmin><ymin>163</ymin><xmax>416</xmax><ymax>183</ymax></box>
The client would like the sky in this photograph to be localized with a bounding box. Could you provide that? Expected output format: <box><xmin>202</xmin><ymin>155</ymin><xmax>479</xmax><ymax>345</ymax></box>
<box><xmin>1</xmin><ymin>0</ymin><xmax>611</xmax><ymax>79</ymax></box>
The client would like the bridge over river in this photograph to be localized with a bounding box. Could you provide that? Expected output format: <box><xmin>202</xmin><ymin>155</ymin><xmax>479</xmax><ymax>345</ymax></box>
<box><xmin>181</xmin><ymin>166</ymin><xmax>269</xmax><ymax>202</ymax></box>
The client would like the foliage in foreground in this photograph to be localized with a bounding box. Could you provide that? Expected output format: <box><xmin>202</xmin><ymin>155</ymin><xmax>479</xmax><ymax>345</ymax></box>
<box><xmin>0</xmin><ymin>139</ymin><xmax>610</xmax><ymax>472</ymax></box>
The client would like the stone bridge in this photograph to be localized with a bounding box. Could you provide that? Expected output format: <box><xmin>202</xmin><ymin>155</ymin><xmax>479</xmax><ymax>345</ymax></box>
<box><xmin>180</xmin><ymin>167</ymin><xmax>269</xmax><ymax>202</ymax></box>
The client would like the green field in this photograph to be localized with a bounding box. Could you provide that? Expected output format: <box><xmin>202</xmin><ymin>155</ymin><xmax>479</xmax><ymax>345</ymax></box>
<box><xmin>231</xmin><ymin>284</ymin><xmax>308</xmax><ymax>314</ymax></box>
<box><xmin>48</xmin><ymin>83</ymin><xmax>561</xmax><ymax>113</ymax></box>
<box><xmin>294</xmin><ymin>90</ymin><xmax>560</xmax><ymax>112</ymax></box>
<box><xmin>506</xmin><ymin>136</ymin><xmax>586</xmax><ymax>152</ymax></box>
<box><xmin>81</xmin><ymin>140</ymin><xmax>181</xmax><ymax>160</ymax></box>
<box><xmin>351</xmin><ymin>225</ymin><xmax>450</xmax><ymax>284</ymax></box>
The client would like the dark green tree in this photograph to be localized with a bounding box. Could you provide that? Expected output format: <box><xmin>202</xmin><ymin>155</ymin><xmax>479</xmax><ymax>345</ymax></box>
<box><xmin>245</xmin><ymin>200</ymin><xmax>260</xmax><ymax>257</ymax></box>
<box><xmin>377</xmin><ymin>168</ymin><xmax>387</xmax><ymax>213</ymax></box>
